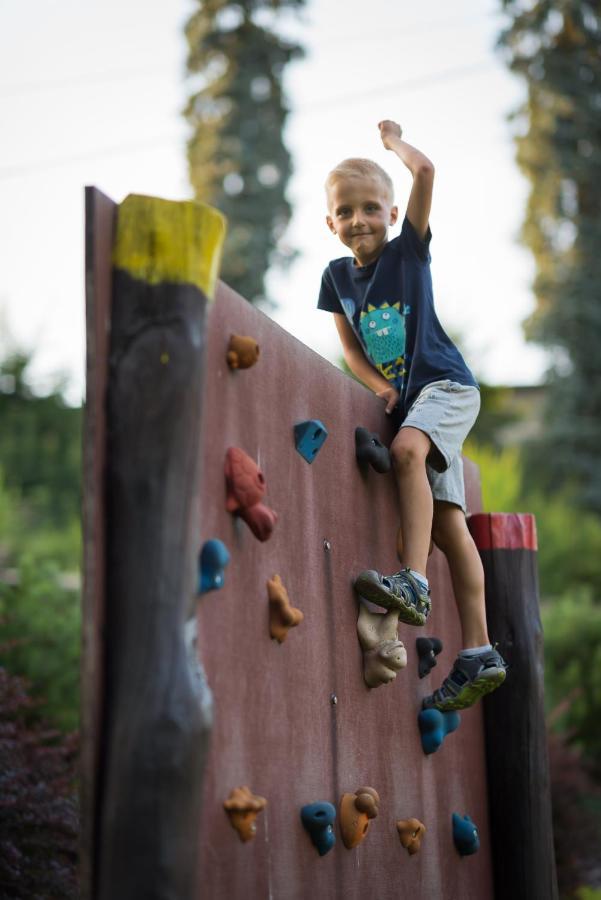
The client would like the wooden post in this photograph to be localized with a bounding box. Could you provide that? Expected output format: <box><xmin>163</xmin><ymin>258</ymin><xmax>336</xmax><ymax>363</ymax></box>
<box><xmin>82</xmin><ymin>186</ymin><xmax>116</xmax><ymax>898</ymax></box>
<box><xmin>469</xmin><ymin>513</ymin><xmax>558</xmax><ymax>900</ymax></box>
<box><xmin>90</xmin><ymin>194</ymin><xmax>225</xmax><ymax>899</ymax></box>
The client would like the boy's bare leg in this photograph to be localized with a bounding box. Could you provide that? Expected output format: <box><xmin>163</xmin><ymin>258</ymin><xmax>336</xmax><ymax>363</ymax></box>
<box><xmin>430</xmin><ymin>500</ymin><xmax>489</xmax><ymax>647</ymax></box>
<box><xmin>390</xmin><ymin>426</ymin><xmax>433</xmax><ymax>575</ymax></box>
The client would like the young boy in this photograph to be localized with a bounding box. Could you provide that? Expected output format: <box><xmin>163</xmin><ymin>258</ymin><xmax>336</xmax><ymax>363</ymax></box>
<box><xmin>318</xmin><ymin>120</ymin><xmax>507</xmax><ymax>710</ymax></box>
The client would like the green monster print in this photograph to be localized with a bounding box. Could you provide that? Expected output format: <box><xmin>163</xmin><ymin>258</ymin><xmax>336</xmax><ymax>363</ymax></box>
<box><xmin>359</xmin><ymin>302</ymin><xmax>406</xmax><ymax>381</ymax></box>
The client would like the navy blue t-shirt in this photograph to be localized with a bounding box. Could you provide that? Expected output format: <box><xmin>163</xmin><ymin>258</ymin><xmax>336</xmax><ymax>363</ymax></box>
<box><xmin>317</xmin><ymin>216</ymin><xmax>478</xmax><ymax>417</ymax></box>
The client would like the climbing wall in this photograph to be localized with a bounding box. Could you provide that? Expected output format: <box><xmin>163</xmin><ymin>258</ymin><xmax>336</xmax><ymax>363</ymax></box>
<box><xmin>195</xmin><ymin>282</ymin><xmax>494</xmax><ymax>900</ymax></box>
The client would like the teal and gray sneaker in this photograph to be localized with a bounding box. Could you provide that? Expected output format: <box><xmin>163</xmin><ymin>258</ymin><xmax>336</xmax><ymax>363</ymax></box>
<box><xmin>353</xmin><ymin>568</ymin><xmax>431</xmax><ymax>626</ymax></box>
<box><xmin>422</xmin><ymin>647</ymin><xmax>507</xmax><ymax>711</ymax></box>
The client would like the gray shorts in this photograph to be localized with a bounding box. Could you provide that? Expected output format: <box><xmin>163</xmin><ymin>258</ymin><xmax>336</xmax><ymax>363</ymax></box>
<box><xmin>400</xmin><ymin>380</ymin><xmax>481</xmax><ymax>512</ymax></box>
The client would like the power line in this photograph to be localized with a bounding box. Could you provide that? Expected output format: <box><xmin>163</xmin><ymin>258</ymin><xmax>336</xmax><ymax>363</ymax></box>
<box><xmin>0</xmin><ymin>12</ymin><xmax>502</xmax><ymax>101</ymax></box>
<box><xmin>296</xmin><ymin>59</ymin><xmax>495</xmax><ymax>112</ymax></box>
<box><xmin>0</xmin><ymin>58</ymin><xmax>499</xmax><ymax>181</ymax></box>
<box><xmin>0</xmin><ymin>135</ymin><xmax>183</xmax><ymax>180</ymax></box>
<box><xmin>0</xmin><ymin>65</ymin><xmax>183</xmax><ymax>100</ymax></box>
<box><xmin>307</xmin><ymin>10</ymin><xmax>499</xmax><ymax>45</ymax></box>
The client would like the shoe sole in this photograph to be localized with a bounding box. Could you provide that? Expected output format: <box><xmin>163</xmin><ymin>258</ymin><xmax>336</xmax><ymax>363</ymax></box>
<box><xmin>354</xmin><ymin>572</ymin><xmax>427</xmax><ymax>627</ymax></box>
<box><xmin>426</xmin><ymin>667</ymin><xmax>507</xmax><ymax>712</ymax></box>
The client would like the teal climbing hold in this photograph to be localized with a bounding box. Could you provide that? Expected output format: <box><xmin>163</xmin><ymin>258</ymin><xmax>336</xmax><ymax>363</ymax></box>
<box><xmin>300</xmin><ymin>802</ymin><xmax>336</xmax><ymax>856</ymax></box>
<box><xmin>294</xmin><ymin>420</ymin><xmax>328</xmax><ymax>463</ymax></box>
<box><xmin>198</xmin><ymin>539</ymin><xmax>230</xmax><ymax>593</ymax></box>
<box><xmin>452</xmin><ymin>812</ymin><xmax>480</xmax><ymax>856</ymax></box>
<box><xmin>418</xmin><ymin>708</ymin><xmax>460</xmax><ymax>755</ymax></box>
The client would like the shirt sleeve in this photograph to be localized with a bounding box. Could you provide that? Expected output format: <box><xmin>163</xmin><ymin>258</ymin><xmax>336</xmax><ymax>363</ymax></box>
<box><xmin>317</xmin><ymin>266</ymin><xmax>343</xmax><ymax>312</ymax></box>
<box><xmin>399</xmin><ymin>216</ymin><xmax>432</xmax><ymax>263</ymax></box>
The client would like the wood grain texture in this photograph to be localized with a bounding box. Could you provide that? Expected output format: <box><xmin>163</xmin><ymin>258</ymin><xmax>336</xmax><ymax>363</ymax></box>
<box><xmin>82</xmin><ymin>186</ymin><xmax>116</xmax><ymax>898</ymax></box>
<box><xmin>470</xmin><ymin>515</ymin><xmax>558</xmax><ymax>900</ymax></box>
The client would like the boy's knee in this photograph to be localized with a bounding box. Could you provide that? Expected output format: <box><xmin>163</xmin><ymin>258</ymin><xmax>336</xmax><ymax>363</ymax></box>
<box><xmin>431</xmin><ymin>505</ymin><xmax>470</xmax><ymax>552</ymax></box>
<box><xmin>390</xmin><ymin>430</ymin><xmax>430</xmax><ymax>471</ymax></box>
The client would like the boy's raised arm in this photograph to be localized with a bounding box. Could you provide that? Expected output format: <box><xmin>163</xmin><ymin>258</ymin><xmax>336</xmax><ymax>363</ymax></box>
<box><xmin>378</xmin><ymin>120</ymin><xmax>434</xmax><ymax>241</ymax></box>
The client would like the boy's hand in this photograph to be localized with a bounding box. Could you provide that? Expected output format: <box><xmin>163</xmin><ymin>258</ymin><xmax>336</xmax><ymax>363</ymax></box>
<box><xmin>376</xmin><ymin>385</ymin><xmax>400</xmax><ymax>414</ymax></box>
<box><xmin>378</xmin><ymin>120</ymin><xmax>402</xmax><ymax>150</ymax></box>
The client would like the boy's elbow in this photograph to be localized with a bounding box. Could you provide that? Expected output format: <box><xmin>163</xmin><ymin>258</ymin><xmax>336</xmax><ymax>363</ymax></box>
<box><xmin>416</xmin><ymin>161</ymin><xmax>435</xmax><ymax>180</ymax></box>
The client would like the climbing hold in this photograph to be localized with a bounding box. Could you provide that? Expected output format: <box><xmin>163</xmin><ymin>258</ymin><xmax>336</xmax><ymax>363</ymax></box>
<box><xmin>452</xmin><ymin>813</ymin><xmax>480</xmax><ymax>856</ymax></box>
<box><xmin>300</xmin><ymin>802</ymin><xmax>336</xmax><ymax>856</ymax></box>
<box><xmin>416</xmin><ymin>636</ymin><xmax>443</xmax><ymax>678</ymax></box>
<box><xmin>357</xmin><ymin>601</ymin><xmax>406</xmax><ymax>688</ymax></box>
<box><xmin>223</xmin><ymin>786</ymin><xmax>267</xmax><ymax>842</ymax></box>
<box><xmin>226</xmin><ymin>334</ymin><xmax>260</xmax><ymax>370</ymax></box>
<box><xmin>396</xmin><ymin>818</ymin><xmax>426</xmax><ymax>856</ymax></box>
<box><xmin>294</xmin><ymin>420</ymin><xmax>328</xmax><ymax>463</ymax></box>
<box><xmin>418</xmin><ymin>708</ymin><xmax>461</xmax><ymax>755</ymax></box>
<box><xmin>198</xmin><ymin>539</ymin><xmax>230</xmax><ymax>593</ymax></box>
<box><xmin>355</xmin><ymin>427</ymin><xmax>391</xmax><ymax>474</ymax></box>
<box><xmin>339</xmin><ymin>787</ymin><xmax>380</xmax><ymax>849</ymax></box>
<box><xmin>224</xmin><ymin>447</ymin><xmax>278</xmax><ymax>542</ymax></box>
<box><xmin>267</xmin><ymin>575</ymin><xmax>304</xmax><ymax>642</ymax></box>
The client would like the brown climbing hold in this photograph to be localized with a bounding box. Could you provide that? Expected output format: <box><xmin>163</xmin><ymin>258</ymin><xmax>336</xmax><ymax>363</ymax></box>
<box><xmin>340</xmin><ymin>787</ymin><xmax>380</xmax><ymax>849</ymax></box>
<box><xmin>224</xmin><ymin>447</ymin><xmax>278</xmax><ymax>542</ymax></box>
<box><xmin>396</xmin><ymin>818</ymin><xmax>426</xmax><ymax>855</ymax></box>
<box><xmin>227</xmin><ymin>334</ymin><xmax>260</xmax><ymax>369</ymax></box>
<box><xmin>224</xmin><ymin>786</ymin><xmax>267</xmax><ymax>842</ymax></box>
<box><xmin>267</xmin><ymin>575</ymin><xmax>304</xmax><ymax>643</ymax></box>
<box><xmin>356</xmin><ymin>602</ymin><xmax>407</xmax><ymax>688</ymax></box>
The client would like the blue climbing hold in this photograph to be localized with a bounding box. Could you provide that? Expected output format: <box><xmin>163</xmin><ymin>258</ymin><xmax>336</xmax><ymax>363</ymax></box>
<box><xmin>452</xmin><ymin>812</ymin><xmax>480</xmax><ymax>856</ymax></box>
<box><xmin>198</xmin><ymin>539</ymin><xmax>230</xmax><ymax>593</ymax></box>
<box><xmin>294</xmin><ymin>420</ymin><xmax>328</xmax><ymax>464</ymax></box>
<box><xmin>418</xmin><ymin>708</ymin><xmax>461</xmax><ymax>755</ymax></box>
<box><xmin>300</xmin><ymin>801</ymin><xmax>336</xmax><ymax>856</ymax></box>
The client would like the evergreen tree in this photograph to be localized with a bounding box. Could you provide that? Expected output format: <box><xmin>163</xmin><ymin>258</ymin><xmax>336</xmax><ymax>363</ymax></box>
<box><xmin>498</xmin><ymin>2</ymin><xmax>601</xmax><ymax>512</ymax></box>
<box><xmin>184</xmin><ymin>0</ymin><xmax>305</xmax><ymax>304</ymax></box>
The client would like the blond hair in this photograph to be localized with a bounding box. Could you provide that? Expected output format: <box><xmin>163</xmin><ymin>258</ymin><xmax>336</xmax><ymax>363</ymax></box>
<box><xmin>325</xmin><ymin>158</ymin><xmax>394</xmax><ymax>208</ymax></box>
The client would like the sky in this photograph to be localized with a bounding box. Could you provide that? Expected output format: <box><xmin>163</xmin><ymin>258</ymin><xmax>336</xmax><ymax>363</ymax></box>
<box><xmin>0</xmin><ymin>0</ymin><xmax>549</xmax><ymax>404</ymax></box>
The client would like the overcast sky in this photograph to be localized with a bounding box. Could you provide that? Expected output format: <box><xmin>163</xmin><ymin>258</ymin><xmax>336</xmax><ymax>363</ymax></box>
<box><xmin>0</xmin><ymin>0</ymin><xmax>548</xmax><ymax>403</ymax></box>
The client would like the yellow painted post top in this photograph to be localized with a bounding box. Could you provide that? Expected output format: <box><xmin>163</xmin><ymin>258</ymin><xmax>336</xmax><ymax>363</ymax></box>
<box><xmin>112</xmin><ymin>194</ymin><xmax>227</xmax><ymax>301</ymax></box>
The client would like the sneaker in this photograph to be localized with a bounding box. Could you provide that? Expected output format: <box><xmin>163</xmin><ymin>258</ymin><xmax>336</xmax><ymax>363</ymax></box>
<box><xmin>422</xmin><ymin>647</ymin><xmax>507</xmax><ymax>711</ymax></box>
<box><xmin>354</xmin><ymin>568</ymin><xmax>431</xmax><ymax>626</ymax></box>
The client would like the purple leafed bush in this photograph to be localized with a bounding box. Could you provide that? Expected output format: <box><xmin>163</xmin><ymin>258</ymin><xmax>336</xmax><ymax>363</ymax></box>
<box><xmin>0</xmin><ymin>666</ymin><xmax>80</xmax><ymax>899</ymax></box>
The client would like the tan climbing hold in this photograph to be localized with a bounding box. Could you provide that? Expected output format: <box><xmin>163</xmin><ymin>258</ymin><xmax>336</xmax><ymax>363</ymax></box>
<box><xmin>357</xmin><ymin>602</ymin><xmax>407</xmax><ymax>688</ymax></box>
<box><xmin>340</xmin><ymin>786</ymin><xmax>380</xmax><ymax>849</ymax></box>
<box><xmin>224</xmin><ymin>786</ymin><xmax>267</xmax><ymax>842</ymax></box>
<box><xmin>267</xmin><ymin>575</ymin><xmax>304</xmax><ymax>643</ymax></box>
<box><xmin>227</xmin><ymin>334</ymin><xmax>260</xmax><ymax>369</ymax></box>
<box><xmin>396</xmin><ymin>818</ymin><xmax>426</xmax><ymax>855</ymax></box>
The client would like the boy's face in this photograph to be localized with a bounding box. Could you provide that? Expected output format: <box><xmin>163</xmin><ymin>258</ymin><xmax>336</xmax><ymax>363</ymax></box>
<box><xmin>326</xmin><ymin>177</ymin><xmax>398</xmax><ymax>267</ymax></box>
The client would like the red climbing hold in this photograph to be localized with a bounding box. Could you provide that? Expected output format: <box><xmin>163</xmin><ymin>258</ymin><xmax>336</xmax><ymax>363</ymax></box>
<box><xmin>224</xmin><ymin>447</ymin><xmax>278</xmax><ymax>542</ymax></box>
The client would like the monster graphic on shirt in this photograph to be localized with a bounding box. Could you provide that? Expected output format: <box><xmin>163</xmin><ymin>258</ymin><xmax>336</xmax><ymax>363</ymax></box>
<box><xmin>359</xmin><ymin>302</ymin><xmax>406</xmax><ymax>382</ymax></box>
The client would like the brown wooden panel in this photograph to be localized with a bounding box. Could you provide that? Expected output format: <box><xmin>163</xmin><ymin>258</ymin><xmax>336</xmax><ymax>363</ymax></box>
<box><xmin>82</xmin><ymin>186</ymin><xmax>116</xmax><ymax>899</ymax></box>
<box><xmin>196</xmin><ymin>284</ymin><xmax>494</xmax><ymax>899</ymax></box>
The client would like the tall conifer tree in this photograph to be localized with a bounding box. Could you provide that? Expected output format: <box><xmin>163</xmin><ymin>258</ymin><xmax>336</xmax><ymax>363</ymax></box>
<box><xmin>499</xmin><ymin>2</ymin><xmax>601</xmax><ymax>511</ymax></box>
<box><xmin>184</xmin><ymin>0</ymin><xmax>305</xmax><ymax>304</ymax></box>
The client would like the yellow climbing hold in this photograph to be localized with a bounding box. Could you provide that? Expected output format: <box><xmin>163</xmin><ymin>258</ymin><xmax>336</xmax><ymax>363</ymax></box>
<box><xmin>112</xmin><ymin>194</ymin><xmax>227</xmax><ymax>300</ymax></box>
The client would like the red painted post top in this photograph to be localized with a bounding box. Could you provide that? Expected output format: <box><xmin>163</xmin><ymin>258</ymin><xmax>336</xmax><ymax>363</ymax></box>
<box><xmin>468</xmin><ymin>513</ymin><xmax>538</xmax><ymax>551</ymax></box>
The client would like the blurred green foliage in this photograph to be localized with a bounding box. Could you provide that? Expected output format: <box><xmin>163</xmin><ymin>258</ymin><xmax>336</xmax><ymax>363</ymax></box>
<box><xmin>542</xmin><ymin>590</ymin><xmax>601</xmax><ymax>777</ymax></box>
<box><xmin>499</xmin><ymin>2</ymin><xmax>601</xmax><ymax>515</ymax></box>
<box><xmin>0</xmin><ymin>353</ymin><xmax>81</xmax><ymax>732</ymax></box>
<box><xmin>466</xmin><ymin>441</ymin><xmax>601</xmax><ymax>600</ymax></box>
